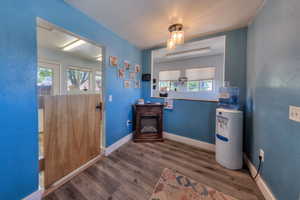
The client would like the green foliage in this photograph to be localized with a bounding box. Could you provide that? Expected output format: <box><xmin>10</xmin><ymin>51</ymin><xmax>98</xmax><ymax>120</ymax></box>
<box><xmin>37</xmin><ymin>67</ymin><xmax>53</xmax><ymax>84</ymax></box>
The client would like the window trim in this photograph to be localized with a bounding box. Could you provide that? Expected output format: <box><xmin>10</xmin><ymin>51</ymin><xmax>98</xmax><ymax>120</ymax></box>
<box><xmin>38</xmin><ymin>60</ymin><xmax>61</xmax><ymax>95</ymax></box>
<box><xmin>94</xmin><ymin>71</ymin><xmax>102</xmax><ymax>92</ymax></box>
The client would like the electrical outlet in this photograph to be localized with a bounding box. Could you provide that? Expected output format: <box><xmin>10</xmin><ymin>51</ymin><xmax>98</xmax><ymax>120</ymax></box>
<box><xmin>127</xmin><ymin>120</ymin><xmax>132</xmax><ymax>127</ymax></box>
<box><xmin>289</xmin><ymin>106</ymin><xmax>300</xmax><ymax>122</ymax></box>
<box><xmin>259</xmin><ymin>149</ymin><xmax>265</xmax><ymax>162</ymax></box>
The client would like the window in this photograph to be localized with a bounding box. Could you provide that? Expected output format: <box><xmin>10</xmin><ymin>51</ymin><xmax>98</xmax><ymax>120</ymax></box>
<box><xmin>159</xmin><ymin>70</ymin><xmax>180</xmax><ymax>92</ymax></box>
<box><xmin>200</xmin><ymin>80</ymin><xmax>213</xmax><ymax>91</ymax></box>
<box><xmin>159</xmin><ymin>80</ymin><xmax>170</xmax><ymax>91</ymax></box>
<box><xmin>67</xmin><ymin>68</ymin><xmax>91</xmax><ymax>92</ymax></box>
<box><xmin>159</xmin><ymin>80</ymin><xmax>178</xmax><ymax>92</ymax></box>
<box><xmin>95</xmin><ymin>71</ymin><xmax>102</xmax><ymax>92</ymax></box>
<box><xmin>186</xmin><ymin>67</ymin><xmax>215</xmax><ymax>92</ymax></box>
<box><xmin>37</xmin><ymin>67</ymin><xmax>53</xmax><ymax>96</ymax></box>
<box><xmin>187</xmin><ymin>81</ymin><xmax>199</xmax><ymax>92</ymax></box>
<box><xmin>187</xmin><ymin>80</ymin><xmax>213</xmax><ymax>92</ymax></box>
<box><xmin>37</xmin><ymin>61</ymin><xmax>60</xmax><ymax>96</ymax></box>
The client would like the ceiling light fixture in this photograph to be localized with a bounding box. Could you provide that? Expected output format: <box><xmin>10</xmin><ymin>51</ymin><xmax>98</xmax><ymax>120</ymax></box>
<box><xmin>167</xmin><ymin>24</ymin><xmax>184</xmax><ymax>50</ymax></box>
<box><xmin>97</xmin><ymin>55</ymin><xmax>103</xmax><ymax>62</ymax></box>
<box><xmin>63</xmin><ymin>39</ymin><xmax>86</xmax><ymax>51</ymax></box>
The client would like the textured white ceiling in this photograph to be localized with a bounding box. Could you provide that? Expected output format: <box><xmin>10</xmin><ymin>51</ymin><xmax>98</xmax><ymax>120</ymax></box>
<box><xmin>65</xmin><ymin>0</ymin><xmax>263</xmax><ymax>49</ymax></box>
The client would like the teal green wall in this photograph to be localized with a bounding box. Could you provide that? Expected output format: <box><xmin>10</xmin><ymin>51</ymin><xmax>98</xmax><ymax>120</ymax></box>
<box><xmin>0</xmin><ymin>1</ymin><xmax>141</xmax><ymax>199</ymax></box>
<box><xmin>246</xmin><ymin>0</ymin><xmax>300</xmax><ymax>199</ymax></box>
<box><xmin>142</xmin><ymin>28</ymin><xmax>247</xmax><ymax>144</ymax></box>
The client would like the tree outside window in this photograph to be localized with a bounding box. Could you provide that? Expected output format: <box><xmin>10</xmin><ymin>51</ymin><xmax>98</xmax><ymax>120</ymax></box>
<box><xmin>37</xmin><ymin>67</ymin><xmax>53</xmax><ymax>96</ymax></box>
<box><xmin>187</xmin><ymin>80</ymin><xmax>213</xmax><ymax>92</ymax></box>
<box><xmin>67</xmin><ymin>68</ymin><xmax>90</xmax><ymax>92</ymax></box>
<box><xmin>187</xmin><ymin>81</ymin><xmax>199</xmax><ymax>92</ymax></box>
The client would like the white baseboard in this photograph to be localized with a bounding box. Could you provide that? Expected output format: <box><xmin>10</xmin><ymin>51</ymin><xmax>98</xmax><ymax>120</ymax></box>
<box><xmin>105</xmin><ymin>133</ymin><xmax>132</xmax><ymax>156</ymax></box>
<box><xmin>163</xmin><ymin>132</ymin><xmax>215</xmax><ymax>152</ymax></box>
<box><xmin>23</xmin><ymin>189</ymin><xmax>44</xmax><ymax>200</ymax></box>
<box><xmin>244</xmin><ymin>154</ymin><xmax>276</xmax><ymax>200</ymax></box>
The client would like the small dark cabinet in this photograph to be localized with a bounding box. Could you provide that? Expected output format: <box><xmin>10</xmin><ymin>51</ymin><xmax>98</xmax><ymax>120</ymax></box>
<box><xmin>133</xmin><ymin>104</ymin><xmax>164</xmax><ymax>142</ymax></box>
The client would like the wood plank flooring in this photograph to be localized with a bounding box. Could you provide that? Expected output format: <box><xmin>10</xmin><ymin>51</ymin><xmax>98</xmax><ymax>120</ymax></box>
<box><xmin>44</xmin><ymin>140</ymin><xmax>264</xmax><ymax>200</ymax></box>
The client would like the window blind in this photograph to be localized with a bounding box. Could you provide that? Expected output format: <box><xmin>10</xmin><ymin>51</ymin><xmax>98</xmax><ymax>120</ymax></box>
<box><xmin>159</xmin><ymin>70</ymin><xmax>180</xmax><ymax>81</ymax></box>
<box><xmin>186</xmin><ymin>67</ymin><xmax>215</xmax><ymax>81</ymax></box>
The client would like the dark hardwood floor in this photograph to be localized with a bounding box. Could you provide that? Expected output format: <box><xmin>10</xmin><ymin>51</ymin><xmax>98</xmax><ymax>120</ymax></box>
<box><xmin>44</xmin><ymin>140</ymin><xmax>264</xmax><ymax>200</ymax></box>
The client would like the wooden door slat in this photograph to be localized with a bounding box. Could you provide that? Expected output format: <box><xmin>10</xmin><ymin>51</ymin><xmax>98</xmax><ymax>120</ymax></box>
<box><xmin>44</xmin><ymin>94</ymin><xmax>101</xmax><ymax>188</ymax></box>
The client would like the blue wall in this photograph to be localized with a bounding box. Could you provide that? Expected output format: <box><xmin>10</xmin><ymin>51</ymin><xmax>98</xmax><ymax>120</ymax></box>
<box><xmin>246</xmin><ymin>0</ymin><xmax>300</xmax><ymax>199</ymax></box>
<box><xmin>142</xmin><ymin>28</ymin><xmax>247</xmax><ymax>144</ymax></box>
<box><xmin>0</xmin><ymin>1</ymin><xmax>141</xmax><ymax>199</ymax></box>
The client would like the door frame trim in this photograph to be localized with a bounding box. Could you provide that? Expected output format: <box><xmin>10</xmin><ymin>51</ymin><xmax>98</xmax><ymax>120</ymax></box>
<box><xmin>37</xmin><ymin>17</ymin><xmax>107</xmax><ymax>188</ymax></box>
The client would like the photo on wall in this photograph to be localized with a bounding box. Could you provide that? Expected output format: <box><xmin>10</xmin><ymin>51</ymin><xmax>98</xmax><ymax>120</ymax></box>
<box><xmin>124</xmin><ymin>60</ymin><xmax>131</xmax><ymax>70</ymax></box>
<box><xmin>135</xmin><ymin>64</ymin><xmax>141</xmax><ymax>72</ymax></box>
<box><xmin>129</xmin><ymin>72</ymin><xmax>136</xmax><ymax>80</ymax></box>
<box><xmin>118</xmin><ymin>68</ymin><xmax>125</xmax><ymax>79</ymax></box>
<box><xmin>124</xmin><ymin>80</ymin><xmax>131</xmax><ymax>88</ymax></box>
<box><xmin>109</xmin><ymin>56</ymin><xmax>118</xmax><ymax>66</ymax></box>
<box><xmin>134</xmin><ymin>80</ymin><xmax>141</xmax><ymax>88</ymax></box>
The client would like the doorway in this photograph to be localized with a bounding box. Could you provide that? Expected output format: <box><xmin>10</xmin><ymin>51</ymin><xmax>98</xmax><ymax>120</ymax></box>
<box><xmin>36</xmin><ymin>18</ymin><xmax>105</xmax><ymax>189</ymax></box>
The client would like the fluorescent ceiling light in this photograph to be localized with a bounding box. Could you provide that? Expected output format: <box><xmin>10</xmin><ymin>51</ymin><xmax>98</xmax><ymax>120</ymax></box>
<box><xmin>63</xmin><ymin>39</ymin><xmax>86</xmax><ymax>51</ymax></box>
<box><xmin>166</xmin><ymin>47</ymin><xmax>211</xmax><ymax>59</ymax></box>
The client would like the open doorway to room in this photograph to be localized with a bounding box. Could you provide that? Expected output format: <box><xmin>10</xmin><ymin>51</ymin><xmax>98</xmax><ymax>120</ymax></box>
<box><xmin>36</xmin><ymin>18</ymin><xmax>105</xmax><ymax>190</ymax></box>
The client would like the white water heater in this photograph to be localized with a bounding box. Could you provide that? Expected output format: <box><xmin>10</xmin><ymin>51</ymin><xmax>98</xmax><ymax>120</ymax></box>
<box><xmin>216</xmin><ymin>108</ymin><xmax>243</xmax><ymax>170</ymax></box>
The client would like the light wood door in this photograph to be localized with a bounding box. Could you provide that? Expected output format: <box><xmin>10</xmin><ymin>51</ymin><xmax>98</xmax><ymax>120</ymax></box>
<box><xmin>43</xmin><ymin>94</ymin><xmax>102</xmax><ymax>188</ymax></box>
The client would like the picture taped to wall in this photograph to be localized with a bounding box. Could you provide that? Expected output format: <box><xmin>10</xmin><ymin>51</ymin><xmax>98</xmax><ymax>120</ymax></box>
<box><xmin>118</xmin><ymin>68</ymin><xmax>125</xmax><ymax>79</ymax></box>
<box><xmin>109</xmin><ymin>56</ymin><xmax>118</xmax><ymax>66</ymax></box>
<box><xmin>164</xmin><ymin>98</ymin><xmax>174</xmax><ymax>109</ymax></box>
<box><xmin>135</xmin><ymin>80</ymin><xmax>141</xmax><ymax>88</ymax></box>
<box><xmin>129</xmin><ymin>72</ymin><xmax>136</xmax><ymax>80</ymax></box>
<box><xmin>124</xmin><ymin>60</ymin><xmax>131</xmax><ymax>70</ymax></box>
<box><xmin>135</xmin><ymin>64</ymin><xmax>141</xmax><ymax>72</ymax></box>
<box><xmin>124</xmin><ymin>80</ymin><xmax>131</xmax><ymax>88</ymax></box>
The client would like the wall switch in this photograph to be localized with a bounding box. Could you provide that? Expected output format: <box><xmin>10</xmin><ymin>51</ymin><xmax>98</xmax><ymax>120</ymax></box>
<box><xmin>289</xmin><ymin>106</ymin><xmax>300</xmax><ymax>122</ymax></box>
<box><xmin>109</xmin><ymin>95</ymin><xmax>113</xmax><ymax>102</ymax></box>
<box><xmin>259</xmin><ymin>149</ymin><xmax>265</xmax><ymax>162</ymax></box>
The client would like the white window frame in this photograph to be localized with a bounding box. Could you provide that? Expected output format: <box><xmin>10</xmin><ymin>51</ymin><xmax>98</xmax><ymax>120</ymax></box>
<box><xmin>94</xmin><ymin>70</ymin><xmax>102</xmax><ymax>93</ymax></box>
<box><xmin>151</xmin><ymin>36</ymin><xmax>226</xmax><ymax>101</ymax></box>
<box><xmin>38</xmin><ymin>60</ymin><xmax>61</xmax><ymax>95</ymax></box>
<box><xmin>185</xmin><ymin>67</ymin><xmax>216</xmax><ymax>93</ymax></box>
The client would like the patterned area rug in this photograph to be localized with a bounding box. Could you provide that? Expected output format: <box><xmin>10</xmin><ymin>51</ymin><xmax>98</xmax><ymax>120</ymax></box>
<box><xmin>150</xmin><ymin>168</ymin><xmax>238</xmax><ymax>200</ymax></box>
